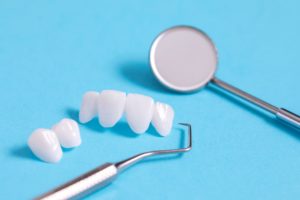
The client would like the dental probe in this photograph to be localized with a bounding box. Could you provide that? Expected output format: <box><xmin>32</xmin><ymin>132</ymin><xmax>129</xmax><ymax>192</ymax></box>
<box><xmin>35</xmin><ymin>123</ymin><xmax>192</xmax><ymax>200</ymax></box>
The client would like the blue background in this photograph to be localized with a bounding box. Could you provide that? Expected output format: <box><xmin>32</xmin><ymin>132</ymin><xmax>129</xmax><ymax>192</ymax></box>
<box><xmin>1</xmin><ymin>0</ymin><xmax>300</xmax><ymax>199</ymax></box>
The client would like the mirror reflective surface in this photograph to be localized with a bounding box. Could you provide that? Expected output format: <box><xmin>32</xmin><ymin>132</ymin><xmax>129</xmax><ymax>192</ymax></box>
<box><xmin>150</xmin><ymin>26</ymin><xmax>218</xmax><ymax>92</ymax></box>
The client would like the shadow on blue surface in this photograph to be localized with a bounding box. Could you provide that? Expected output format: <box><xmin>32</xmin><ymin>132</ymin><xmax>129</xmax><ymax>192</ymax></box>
<box><xmin>11</xmin><ymin>142</ymin><xmax>78</xmax><ymax>162</ymax></box>
<box><xmin>117</xmin><ymin>61</ymin><xmax>174</xmax><ymax>94</ymax></box>
<box><xmin>208</xmin><ymin>84</ymin><xmax>300</xmax><ymax>141</ymax></box>
<box><xmin>82</xmin><ymin>182</ymin><xmax>117</xmax><ymax>200</ymax></box>
<box><xmin>10</xmin><ymin>144</ymin><xmax>40</xmax><ymax>162</ymax></box>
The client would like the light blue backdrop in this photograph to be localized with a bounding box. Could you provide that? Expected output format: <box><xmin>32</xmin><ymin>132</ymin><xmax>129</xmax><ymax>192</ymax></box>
<box><xmin>1</xmin><ymin>0</ymin><xmax>300</xmax><ymax>199</ymax></box>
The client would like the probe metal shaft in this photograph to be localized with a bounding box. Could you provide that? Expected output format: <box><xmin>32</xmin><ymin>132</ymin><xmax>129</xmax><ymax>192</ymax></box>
<box><xmin>35</xmin><ymin>123</ymin><xmax>192</xmax><ymax>200</ymax></box>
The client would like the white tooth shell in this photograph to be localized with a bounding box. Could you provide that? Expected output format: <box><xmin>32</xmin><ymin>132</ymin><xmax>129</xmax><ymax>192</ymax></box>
<box><xmin>97</xmin><ymin>90</ymin><xmax>126</xmax><ymax>127</ymax></box>
<box><xmin>52</xmin><ymin>118</ymin><xmax>81</xmax><ymax>148</ymax></box>
<box><xmin>28</xmin><ymin>129</ymin><xmax>63</xmax><ymax>163</ymax></box>
<box><xmin>125</xmin><ymin>93</ymin><xmax>154</xmax><ymax>134</ymax></box>
<box><xmin>151</xmin><ymin>102</ymin><xmax>174</xmax><ymax>137</ymax></box>
<box><xmin>79</xmin><ymin>91</ymin><xmax>99</xmax><ymax>123</ymax></box>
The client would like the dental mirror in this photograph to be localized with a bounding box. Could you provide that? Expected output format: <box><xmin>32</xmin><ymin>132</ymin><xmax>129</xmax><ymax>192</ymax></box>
<box><xmin>150</xmin><ymin>26</ymin><xmax>300</xmax><ymax>130</ymax></box>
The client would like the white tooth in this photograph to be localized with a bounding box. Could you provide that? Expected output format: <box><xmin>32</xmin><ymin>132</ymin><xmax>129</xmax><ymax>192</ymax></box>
<box><xmin>28</xmin><ymin>129</ymin><xmax>63</xmax><ymax>163</ymax></box>
<box><xmin>97</xmin><ymin>90</ymin><xmax>126</xmax><ymax>127</ymax></box>
<box><xmin>52</xmin><ymin>118</ymin><xmax>81</xmax><ymax>148</ymax></box>
<box><xmin>151</xmin><ymin>102</ymin><xmax>174</xmax><ymax>137</ymax></box>
<box><xmin>79</xmin><ymin>91</ymin><xmax>99</xmax><ymax>123</ymax></box>
<box><xmin>125</xmin><ymin>93</ymin><xmax>154</xmax><ymax>134</ymax></box>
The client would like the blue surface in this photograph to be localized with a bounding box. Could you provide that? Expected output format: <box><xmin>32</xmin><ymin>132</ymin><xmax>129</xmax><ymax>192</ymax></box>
<box><xmin>1</xmin><ymin>0</ymin><xmax>300</xmax><ymax>199</ymax></box>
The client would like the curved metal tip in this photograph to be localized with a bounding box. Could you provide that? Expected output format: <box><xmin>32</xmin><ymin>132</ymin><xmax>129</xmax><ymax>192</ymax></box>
<box><xmin>178</xmin><ymin>123</ymin><xmax>192</xmax><ymax>152</ymax></box>
<box><xmin>115</xmin><ymin>123</ymin><xmax>193</xmax><ymax>171</ymax></box>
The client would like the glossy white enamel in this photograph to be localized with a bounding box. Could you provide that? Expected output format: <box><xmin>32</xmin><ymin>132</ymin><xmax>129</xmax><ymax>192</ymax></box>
<box><xmin>97</xmin><ymin>90</ymin><xmax>126</xmax><ymax>127</ymax></box>
<box><xmin>79</xmin><ymin>91</ymin><xmax>99</xmax><ymax>123</ymax></box>
<box><xmin>151</xmin><ymin>102</ymin><xmax>174</xmax><ymax>136</ymax></box>
<box><xmin>52</xmin><ymin>118</ymin><xmax>81</xmax><ymax>148</ymax></box>
<box><xmin>125</xmin><ymin>93</ymin><xmax>154</xmax><ymax>134</ymax></box>
<box><xmin>28</xmin><ymin>129</ymin><xmax>63</xmax><ymax>163</ymax></box>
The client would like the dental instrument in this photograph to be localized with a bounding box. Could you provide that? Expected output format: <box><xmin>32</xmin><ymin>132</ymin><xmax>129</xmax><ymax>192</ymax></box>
<box><xmin>150</xmin><ymin>26</ymin><xmax>300</xmax><ymax>130</ymax></box>
<box><xmin>35</xmin><ymin>123</ymin><xmax>192</xmax><ymax>200</ymax></box>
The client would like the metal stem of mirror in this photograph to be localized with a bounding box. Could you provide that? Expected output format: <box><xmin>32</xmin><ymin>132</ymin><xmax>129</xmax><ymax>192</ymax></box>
<box><xmin>211</xmin><ymin>77</ymin><xmax>300</xmax><ymax>130</ymax></box>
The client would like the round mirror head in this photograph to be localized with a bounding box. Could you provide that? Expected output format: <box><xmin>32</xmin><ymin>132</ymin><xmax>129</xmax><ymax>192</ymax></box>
<box><xmin>150</xmin><ymin>26</ymin><xmax>218</xmax><ymax>92</ymax></box>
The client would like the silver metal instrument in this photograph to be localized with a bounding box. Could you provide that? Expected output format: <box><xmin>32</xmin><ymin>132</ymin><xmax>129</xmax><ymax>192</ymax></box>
<box><xmin>35</xmin><ymin>123</ymin><xmax>192</xmax><ymax>200</ymax></box>
<box><xmin>150</xmin><ymin>26</ymin><xmax>300</xmax><ymax>130</ymax></box>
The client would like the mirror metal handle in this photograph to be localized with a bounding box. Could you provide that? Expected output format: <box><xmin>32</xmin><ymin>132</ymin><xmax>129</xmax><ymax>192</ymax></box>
<box><xmin>276</xmin><ymin>108</ymin><xmax>300</xmax><ymax>130</ymax></box>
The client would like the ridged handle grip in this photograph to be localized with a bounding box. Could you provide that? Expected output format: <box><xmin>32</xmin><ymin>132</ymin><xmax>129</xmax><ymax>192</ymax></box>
<box><xmin>276</xmin><ymin>108</ymin><xmax>300</xmax><ymax>130</ymax></box>
<box><xmin>35</xmin><ymin>163</ymin><xmax>118</xmax><ymax>200</ymax></box>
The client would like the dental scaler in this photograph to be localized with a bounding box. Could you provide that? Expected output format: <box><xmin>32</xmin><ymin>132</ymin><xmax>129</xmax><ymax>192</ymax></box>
<box><xmin>35</xmin><ymin>123</ymin><xmax>192</xmax><ymax>200</ymax></box>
